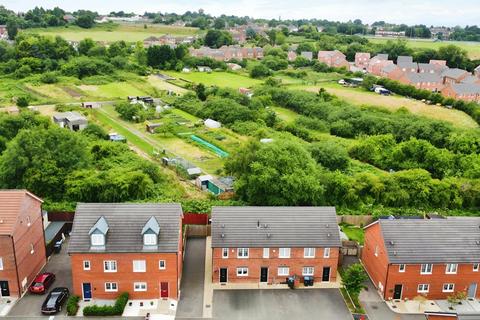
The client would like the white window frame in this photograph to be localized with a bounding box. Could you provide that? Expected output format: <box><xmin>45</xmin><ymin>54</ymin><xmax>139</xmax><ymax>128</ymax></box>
<box><xmin>445</xmin><ymin>264</ymin><xmax>458</xmax><ymax>274</ymax></box>
<box><xmin>159</xmin><ymin>260</ymin><xmax>166</xmax><ymax>270</ymax></box>
<box><xmin>0</xmin><ymin>257</ymin><xmax>3</xmax><ymax>270</ymax></box>
<box><xmin>443</xmin><ymin>283</ymin><xmax>455</xmax><ymax>293</ymax></box>
<box><xmin>104</xmin><ymin>260</ymin><xmax>117</xmax><ymax>273</ymax></box>
<box><xmin>304</xmin><ymin>248</ymin><xmax>315</xmax><ymax>258</ymax></box>
<box><xmin>222</xmin><ymin>248</ymin><xmax>229</xmax><ymax>259</ymax></box>
<box><xmin>278</xmin><ymin>267</ymin><xmax>289</xmax><ymax>276</ymax></box>
<box><xmin>279</xmin><ymin>248</ymin><xmax>291</xmax><ymax>258</ymax></box>
<box><xmin>474</xmin><ymin>263</ymin><xmax>479</xmax><ymax>272</ymax></box>
<box><xmin>263</xmin><ymin>248</ymin><xmax>269</xmax><ymax>259</ymax></box>
<box><xmin>374</xmin><ymin>245</ymin><xmax>379</xmax><ymax>257</ymax></box>
<box><xmin>236</xmin><ymin>267</ymin><xmax>248</xmax><ymax>277</ymax></box>
<box><xmin>324</xmin><ymin>248</ymin><xmax>330</xmax><ymax>258</ymax></box>
<box><xmin>105</xmin><ymin>282</ymin><xmax>118</xmax><ymax>292</ymax></box>
<box><xmin>133</xmin><ymin>260</ymin><xmax>146</xmax><ymax>273</ymax></box>
<box><xmin>134</xmin><ymin>282</ymin><xmax>147</xmax><ymax>292</ymax></box>
<box><xmin>302</xmin><ymin>267</ymin><xmax>314</xmax><ymax>276</ymax></box>
<box><xmin>237</xmin><ymin>248</ymin><xmax>249</xmax><ymax>258</ymax></box>
<box><xmin>417</xmin><ymin>284</ymin><xmax>429</xmax><ymax>293</ymax></box>
<box><xmin>399</xmin><ymin>264</ymin><xmax>406</xmax><ymax>273</ymax></box>
<box><xmin>143</xmin><ymin>233</ymin><xmax>157</xmax><ymax>246</ymax></box>
<box><xmin>421</xmin><ymin>264</ymin><xmax>433</xmax><ymax>275</ymax></box>
<box><xmin>83</xmin><ymin>260</ymin><xmax>91</xmax><ymax>271</ymax></box>
<box><xmin>91</xmin><ymin>234</ymin><xmax>105</xmax><ymax>246</ymax></box>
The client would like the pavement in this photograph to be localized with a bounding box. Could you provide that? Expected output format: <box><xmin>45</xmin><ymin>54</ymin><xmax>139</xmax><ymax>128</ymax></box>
<box><xmin>8</xmin><ymin>238</ymin><xmax>72</xmax><ymax>318</ymax></box>
<box><xmin>359</xmin><ymin>279</ymin><xmax>425</xmax><ymax>320</ymax></box>
<box><xmin>213</xmin><ymin>288</ymin><xmax>352</xmax><ymax>320</ymax></box>
<box><xmin>175</xmin><ymin>238</ymin><xmax>206</xmax><ymax>320</ymax></box>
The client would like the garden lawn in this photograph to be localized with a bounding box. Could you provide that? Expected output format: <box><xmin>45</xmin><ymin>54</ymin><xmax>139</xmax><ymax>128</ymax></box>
<box><xmin>77</xmin><ymin>81</ymin><xmax>153</xmax><ymax>100</ymax></box>
<box><xmin>366</xmin><ymin>37</ymin><xmax>480</xmax><ymax>60</ymax></box>
<box><xmin>340</xmin><ymin>223</ymin><xmax>365</xmax><ymax>244</ymax></box>
<box><xmin>23</xmin><ymin>23</ymin><xmax>201</xmax><ymax>43</ymax></box>
<box><xmin>294</xmin><ymin>83</ymin><xmax>478</xmax><ymax>129</ymax></box>
<box><xmin>164</xmin><ymin>71</ymin><xmax>263</xmax><ymax>88</ymax></box>
<box><xmin>272</xmin><ymin>107</ymin><xmax>299</xmax><ymax>123</ymax></box>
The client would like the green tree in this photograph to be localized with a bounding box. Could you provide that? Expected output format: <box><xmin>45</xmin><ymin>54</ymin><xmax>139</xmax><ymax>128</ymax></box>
<box><xmin>76</xmin><ymin>14</ymin><xmax>95</xmax><ymax>28</ymax></box>
<box><xmin>225</xmin><ymin>140</ymin><xmax>324</xmax><ymax>205</ymax></box>
<box><xmin>250</xmin><ymin>64</ymin><xmax>272</xmax><ymax>78</ymax></box>
<box><xmin>204</xmin><ymin>30</ymin><xmax>233</xmax><ymax>48</ymax></box>
<box><xmin>78</xmin><ymin>38</ymin><xmax>96</xmax><ymax>55</ymax></box>
<box><xmin>195</xmin><ymin>83</ymin><xmax>207</xmax><ymax>101</ymax></box>
<box><xmin>0</xmin><ymin>127</ymin><xmax>89</xmax><ymax>200</ymax></box>
<box><xmin>16</xmin><ymin>96</ymin><xmax>29</xmax><ymax>108</ymax></box>
<box><xmin>6</xmin><ymin>19</ymin><xmax>18</xmax><ymax>40</ymax></box>
<box><xmin>341</xmin><ymin>263</ymin><xmax>368</xmax><ymax>297</ymax></box>
<box><xmin>309</xmin><ymin>141</ymin><xmax>350</xmax><ymax>171</ymax></box>
<box><xmin>213</xmin><ymin>18</ymin><xmax>225</xmax><ymax>29</ymax></box>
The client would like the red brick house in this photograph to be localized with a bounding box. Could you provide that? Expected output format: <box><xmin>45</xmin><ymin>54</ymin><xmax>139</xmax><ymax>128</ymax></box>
<box><xmin>442</xmin><ymin>83</ymin><xmax>480</xmax><ymax>102</ymax></box>
<box><xmin>211</xmin><ymin>207</ymin><xmax>341</xmax><ymax>286</ymax></box>
<box><xmin>362</xmin><ymin>217</ymin><xmax>480</xmax><ymax>301</ymax></box>
<box><xmin>68</xmin><ymin>203</ymin><xmax>183</xmax><ymax>301</ymax></box>
<box><xmin>442</xmin><ymin>68</ymin><xmax>470</xmax><ymax>85</ymax></box>
<box><xmin>318</xmin><ymin>50</ymin><xmax>350</xmax><ymax>70</ymax></box>
<box><xmin>0</xmin><ymin>190</ymin><xmax>46</xmax><ymax>298</ymax></box>
<box><xmin>398</xmin><ymin>73</ymin><xmax>444</xmax><ymax>92</ymax></box>
<box><xmin>355</xmin><ymin>52</ymin><xmax>371</xmax><ymax>69</ymax></box>
<box><xmin>381</xmin><ymin>64</ymin><xmax>404</xmax><ymax>81</ymax></box>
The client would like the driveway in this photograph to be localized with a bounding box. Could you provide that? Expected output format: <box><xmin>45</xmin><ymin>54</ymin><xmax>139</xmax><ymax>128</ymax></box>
<box><xmin>176</xmin><ymin>238</ymin><xmax>206</xmax><ymax>319</ymax></box>
<box><xmin>360</xmin><ymin>280</ymin><xmax>424</xmax><ymax>320</ymax></box>
<box><xmin>8</xmin><ymin>238</ymin><xmax>72</xmax><ymax>317</ymax></box>
<box><xmin>213</xmin><ymin>289</ymin><xmax>352</xmax><ymax>320</ymax></box>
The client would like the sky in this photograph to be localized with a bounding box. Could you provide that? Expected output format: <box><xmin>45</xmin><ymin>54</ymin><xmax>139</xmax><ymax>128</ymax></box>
<box><xmin>2</xmin><ymin>0</ymin><xmax>479</xmax><ymax>27</ymax></box>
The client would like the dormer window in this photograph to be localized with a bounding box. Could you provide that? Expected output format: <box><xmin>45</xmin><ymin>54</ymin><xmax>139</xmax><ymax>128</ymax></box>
<box><xmin>144</xmin><ymin>233</ymin><xmax>157</xmax><ymax>246</ymax></box>
<box><xmin>89</xmin><ymin>216</ymin><xmax>109</xmax><ymax>249</ymax></box>
<box><xmin>142</xmin><ymin>216</ymin><xmax>160</xmax><ymax>248</ymax></box>
<box><xmin>91</xmin><ymin>234</ymin><xmax>105</xmax><ymax>246</ymax></box>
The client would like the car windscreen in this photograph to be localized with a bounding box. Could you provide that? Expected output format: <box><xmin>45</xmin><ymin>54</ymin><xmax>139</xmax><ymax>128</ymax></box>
<box><xmin>46</xmin><ymin>293</ymin><xmax>61</xmax><ymax>308</ymax></box>
<box><xmin>33</xmin><ymin>282</ymin><xmax>43</xmax><ymax>287</ymax></box>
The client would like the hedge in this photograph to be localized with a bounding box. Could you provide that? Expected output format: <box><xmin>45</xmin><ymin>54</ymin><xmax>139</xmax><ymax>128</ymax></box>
<box><xmin>83</xmin><ymin>292</ymin><xmax>129</xmax><ymax>316</ymax></box>
<box><xmin>67</xmin><ymin>295</ymin><xmax>80</xmax><ymax>316</ymax></box>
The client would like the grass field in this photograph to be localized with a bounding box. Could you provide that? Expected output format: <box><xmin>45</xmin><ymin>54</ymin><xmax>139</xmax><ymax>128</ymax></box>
<box><xmin>292</xmin><ymin>83</ymin><xmax>478</xmax><ymax>129</ymax></box>
<box><xmin>148</xmin><ymin>75</ymin><xmax>189</xmax><ymax>94</ymax></box>
<box><xmin>164</xmin><ymin>71</ymin><xmax>263</xmax><ymax>89</ymax></box>
<box><xmin>272</xmin><ymin>107</ymin><xmax>299</xmax><ymax>123</ymax></box>
<box><xmin>367</xmin><ymin>37</ymin><xmax>480</xmax><ymax>60</ymax></box>
<box><xmin>24</xmin><ymin>23</ymin><xmax>201</xmax><ymax>43</ymax></box>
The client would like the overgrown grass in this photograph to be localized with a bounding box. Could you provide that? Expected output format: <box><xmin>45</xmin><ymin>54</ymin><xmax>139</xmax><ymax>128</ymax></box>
<box><xmin>340</xmin><ymin>223</ymin><xmax>365</xmax><ymax>244</ymax></box>
<box><xmin>164</xmin><ymin>71</ymin><xmax>263</xmax><ymax>89</ymax></box>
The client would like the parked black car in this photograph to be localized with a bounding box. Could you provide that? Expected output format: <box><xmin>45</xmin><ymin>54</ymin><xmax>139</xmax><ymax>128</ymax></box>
<box><xmin>41</xmin><ymin>287</ymin><xmax>69</xmax><ymax>314</ymax></box>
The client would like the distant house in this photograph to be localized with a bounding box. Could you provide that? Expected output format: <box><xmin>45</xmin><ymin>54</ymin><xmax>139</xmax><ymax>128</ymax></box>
<box><xmin>418</xmin><ymin>63</ymin><xmax>446</xmax><ymax>74</ymax></box>
<box><xmin>397</xmin><ymin>56</ymin><xmax>418</xmax><ymax>73</ymax></box>
<box><xmin>399</xmin><ymin>72</ymin><xmax>444</xmax><ymax>92</ymax></box>
<box><xmin>375</xmin><ymin>30</ymin><xmax>405</xmax><ymax>37</ymax></box>
<box><xmin>53</xmin><ymin>112</ymin><xmax>88</xmax><ymax>131</ymax></box>
<box><xmin>317</xmin><ymin>50</ymin><xmax>349</xmax><ymax>70</ymax></box>
<box><xmin>238</xmin><ymin>87</ymin><xmax>253</xmax><ymax>98</ymax></box>
<box><xmin>442</xmin><ymin>83</ymin><xmax>480</xmax><ymax>102</ymax></box>
<box><xmin>301</xmin><ymin>51</ymin><xmax>313</xmax><ymax>61</ymax></box>
<box><xmin>81</xmin><ymin>102</ymin><xmax>101</xmax><ymax>109</ymax></box>
<box><xmin>362</xmin><ymin>217</ymin><xmax>480</xmax><ymax>300</ymax></box>
<box><xmin>380</xmin><ymin>64</ymin><xmax>404</xmax><ymax>81</ymax></box>
<box><xmin>0</xmin><ymin>25</ymin><xmax>7</xmax><ymax>39</ymax></box>
<box><xmin>354</xmin><ymin>52</ymin><xmax>371</xmax><ymax>69</ymax></box>
<box><xmin>287</xmin><ymin>51</ymin><xmax>297</xmax><ymax>62</ymax></box>
<box><xmin>197</xmin><ymin>66</ymin><xmax>212</xmax><ymax>73</ymax></box>
<box><xmin>211</xmin><ymin>206</ymin><xmax>341</xmax><ymax>286</ymax></box>
<box><xmin>442</xmin><ymin>68</ymin><xmax>470</xmax><ymax>85</ymax></box>
<box><xmin>63</xmin><ymin>14</ymin><xmax>76</xmax><ymax>23</ymax></box>
<box><xmin>0</xmin><ymin>190</ymin><xmax>46</xmax><ymax>298</ymax></box>
<box><xmin>108</xmin><ymin>133</ymin><xmax>126</xmax><ymax>143</ymax></box>
<box><xmin>429</xmin><ymin>59</ymin><xmax>447</xmax><ymax>67</ymax></box>
<box><xmin>68</xmin><ymin>203</ymin><xmax>183</xmax><ymax>300</ymax></box>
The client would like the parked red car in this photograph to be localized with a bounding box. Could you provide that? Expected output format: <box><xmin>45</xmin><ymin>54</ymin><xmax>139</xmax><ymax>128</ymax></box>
<box><xmin>29</xmin><ymin>272</ymin><xmax>55</xmax><ymax>294</ymax></box>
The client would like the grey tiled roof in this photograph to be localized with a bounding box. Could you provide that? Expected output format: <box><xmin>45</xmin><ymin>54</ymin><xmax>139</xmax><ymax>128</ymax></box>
<box><xmin>397</xmin><ymin>56</ymin><xmax>413</xmax><ymax>64</ymax></box>
<box><xmin>450</xmin><ymin>83</ymin><xmax>480</xmax><ymax>95</ymax></box>
<box><xmin>211</xmin><ymin>206</ymin><xmax>341</xmax><ymax>248</ymax></box>
<box><xmin>68</xmin><ymin>203</ymin><xmax>182</xmax><ymax>253</ymax></box>
<box><xmin>405</xmin><ymin>72</ymin><xmax>442</xmax><ymax>83</ymax></box>
<box><xmin>379</xmin><ymin>218</ymin><xmax>480</xmax><ymax>264</ymax></box>
<box><xmin>442</xmin><ymin>68</ymin><xmax>469</xmax><ymax>79</ymax></box>
<box><xmin>461</xmin><ymin>75</ymin><xmax>480</xmax><ymax>84</ymax></box>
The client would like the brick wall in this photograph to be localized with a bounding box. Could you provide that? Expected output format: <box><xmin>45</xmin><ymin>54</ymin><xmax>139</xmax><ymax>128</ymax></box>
<box><xmin>385</xmin><ymin>263</ymin><xmax>480</xmax><ymax>300</ymax></box>
<box><xmin>361</xmin><ymin>222</ymin><xmax>389</xmax><ymax>298</ymax></box>
<box><xmin>70</xmin><ymin>252</ymin><xmax>180</xmax><ymax>300</ymax></box>
<box><xmin>0</xmin><ymin>236</ymin><xmax>19</xmax><ymax>297</ymax></box>
<box><xmin>212</xmin><ymin>247</ymin><xmax>339</xmax><ymax>285</ymax></box>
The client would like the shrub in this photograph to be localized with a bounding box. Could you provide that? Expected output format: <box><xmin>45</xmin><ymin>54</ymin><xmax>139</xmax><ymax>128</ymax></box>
<box><xmin>83</xmin><ymin>292</ymin><xmax>129</xmax><ymax>316</ymax></box>
<box><xmin>67</xmin><ymin>295</ymin><xmax>80</xmax><ymax>316</ymax></box>
<box><xmin>16</xmin><ymin>96</ymin><xmax>29</xmax><ymax>108</ymax></box>
<box><xmin>40</xmin><ymin>72</ymin><xmax>59</xmax><ymax>84</ymax></box>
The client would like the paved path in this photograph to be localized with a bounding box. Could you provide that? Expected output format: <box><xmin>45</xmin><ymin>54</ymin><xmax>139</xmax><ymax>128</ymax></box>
<box><xmin>360</xmin><ymin>281</ymin><xmax>425</xmax><ymax>320</ymax></box>
<box><xmin>176</xmin><ymin>238</ymin><xmax>206</xmax><ymax>319</ymax></box>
